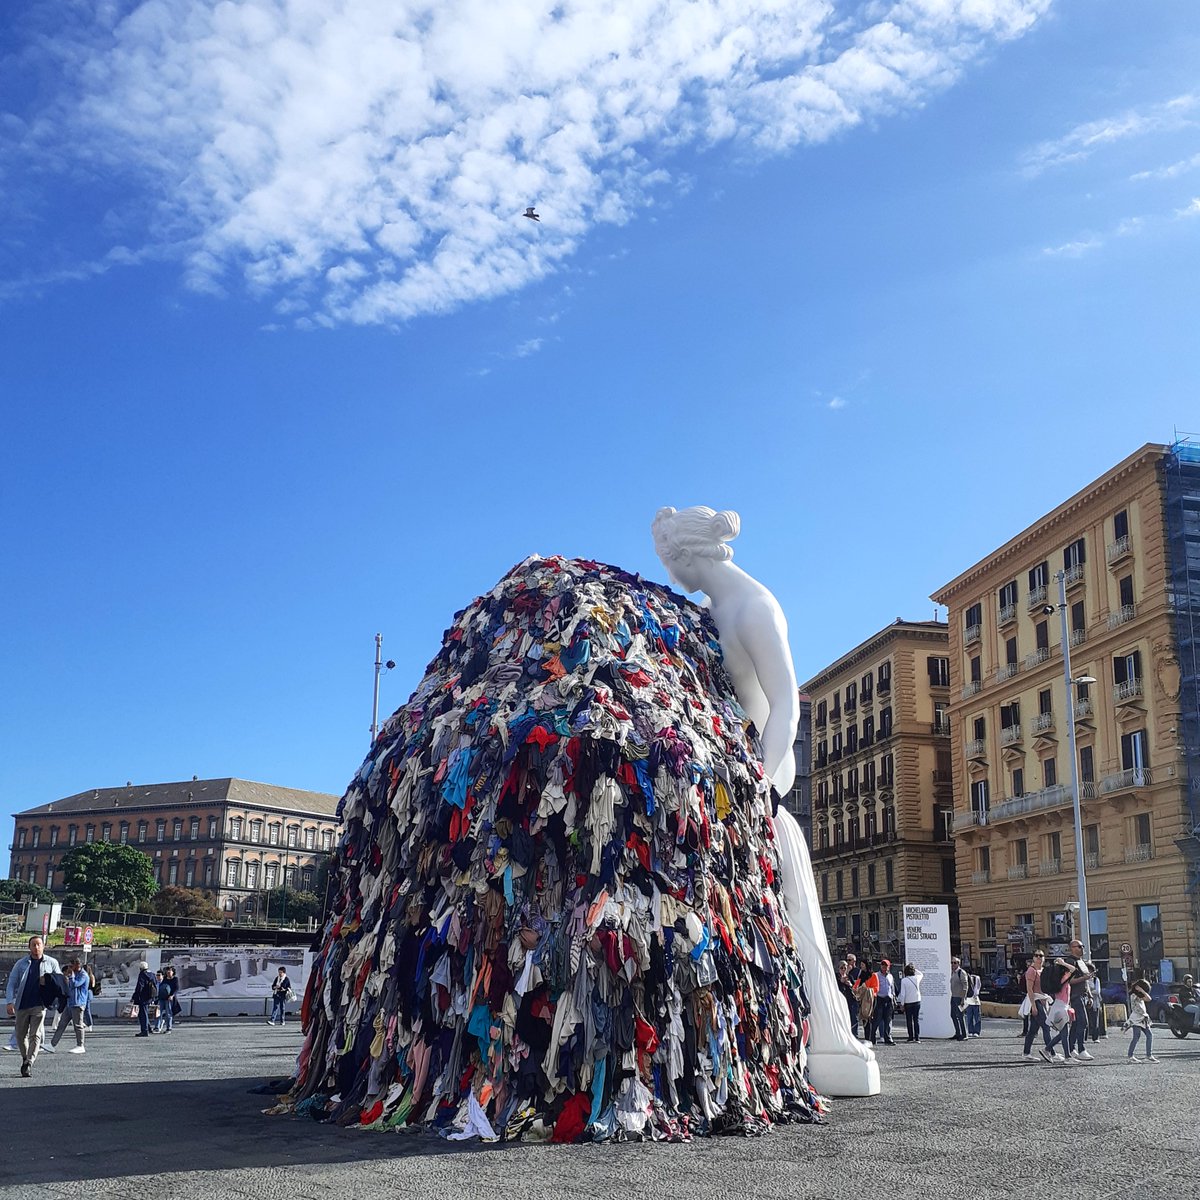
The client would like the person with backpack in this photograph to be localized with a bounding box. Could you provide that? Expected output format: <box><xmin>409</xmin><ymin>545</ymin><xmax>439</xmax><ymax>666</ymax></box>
<box><xmin>1064</xmin><ymin>938</ymin><xmax>1096</xmax><ymax>1060</ymax></box>
<box><xmin>949</xmin><ymin>956</ymin><xmax>969</xmax><ymax>1040</ymax></box>
<box><xmin>1042</xmin><ymin>956</ymin><xmax>1079</xmax><ymax>1064</ymax></box>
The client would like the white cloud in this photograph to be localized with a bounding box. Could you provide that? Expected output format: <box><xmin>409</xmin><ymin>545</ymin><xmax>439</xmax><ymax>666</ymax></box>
<box><xmin>827</xmin><ymin>396</ymin><xmax>847</xmax><ymax>410</ymax></box>
<box><xmin>1130</xmin><ymin>152</ymin><xmax>1200</xmax><ymax>183</ymax></box>
<box><xmin>6</xmin><ymin>0</ymin><xmax>1052</xmax><ymax>324</ymax></box>
<box><xmin>1178</xmin><ymin>198</ymin><xmax>1200</xmax><ymax>219</ymax></box>
<box><xmin>512</xmin><ymin>337</ymin><xmax>544</xmax><ymax>358</ymax></box>
<box><xmin>1041</xmin><ymin>237</ymin><xmax>1101</xmax><ymax>258</ymax></box>
<box><xmin>1022</xmin><ymin>94</ymin><xmax>1198</xmax><ymax>177</ymax></box>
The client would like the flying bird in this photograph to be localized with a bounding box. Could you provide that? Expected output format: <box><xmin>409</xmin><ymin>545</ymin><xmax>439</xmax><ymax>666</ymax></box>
<box><xmin>523</xmin><ymin>207</ymin><xmax>540</xmax><ymax>222</ymax></box>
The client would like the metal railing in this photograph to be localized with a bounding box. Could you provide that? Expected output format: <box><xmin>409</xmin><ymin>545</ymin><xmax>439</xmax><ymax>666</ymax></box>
<box><xmin>998</xmin><ymin>603</ymin><xmax>1017</xmax><ymax>625</ymax></box>
<box><xmin>1007</xmin><ymin>864</ymin><xmax>1028</xmax><ymax>880</ymax></box>
<box><xmin>971</xmin><ymin>870</ymin><xmax>991</xmax><ymax>885</ymax></box>
<box><xmin>1027</xmin><ymin>584</ymin><xmax>1048</xmax><ymax>610</ymax></box>
<box><xmin>1032</xmin><ymin>712</ymin><xmax>1055</xmax><ymax>733</ymax></box>
<box><xmin>988</xmin><ymin>785</ymin><xmax>1068</xmax><ymax>822</ymax></box>
<box><xmin>1108</xmin><ymin>604</ymin><xmax>1137</xmax><ymax>629</ymax></box>
<box><xmin>1113</xmin><ymin>678</ymin><xmax>1144</xmax><ymax>704</ymax></box>
<box><xmin>995</xmin><ymin>662</ymin><xmax>1019</xmax><ymax>683</ymax></box>
<box><xmin>1001</xmin><ymin>724</ymin><xmax>1022</xmax><ymax>746</ymax></box>
<box><xmin>951</xmin><ymin>809</ymin><xmax>988</xmax><ymax>832</ymax></box>
<box><xmin>1074</xmin><ymin>697</ymin><xmax>1095</xmax><ymax>720</ymax></box>
<box><xmin>1106</xmin><ymin>534</ymin><xmax>1131</xmax><ymax>563</ymax></box>
<box><xmin>1102</xmin><ymin>767</ymin><xmax>1152</xmax><ymax>793</ymax></box>
<box><xmin>1085</xmin><ymin>852</ymin><xmax>1100</xmax><ymax>870</ymax></box>
<box><xmin>1064</xmin><ymin>563</ymin><xmax>1085</xmax><ymax>587</ymax></box>
<box><xmin>1037</xmin><ymin>858</ymin><xmax>1061</xmax><ymax>877</ymax></box>
<box><xmin>932</xmin><ymin>720</ymin><xmax>952</xmax><ymax>736</ymax></box>
<box><xmin>1024</xmin><ymin>647</ymin><xmax>1051</xmax><ymax>669</ymax></box>
<box><xmin>966</xmin><ymin>738</ymin><xmax>986</xmax><ymax>759</ymax></box>
<box><xmin>1124</xmin><ymin>843</ymin><xmax>1153</xmax><ymax>864</ymax></box>
<box><xmin>962</xmin><ymin>680</ymin><xmax>982</xmax><ymax>699</ymax></box>
<box><xmin>1070</xmin><ymin>628</ymin><xmax>1087</xmax><ymax>647</ymax></box>
<box><xmin>964</xmin><ymin>624</ymin><xmax>982</xmax><ymax>646</ymax></box>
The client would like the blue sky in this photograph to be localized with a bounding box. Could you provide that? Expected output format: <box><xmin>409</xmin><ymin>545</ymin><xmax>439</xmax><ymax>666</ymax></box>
<box><xmin>2</xmin><ymin>0</ymin><xmax>1198</xmax><ymax>837</ymax></box>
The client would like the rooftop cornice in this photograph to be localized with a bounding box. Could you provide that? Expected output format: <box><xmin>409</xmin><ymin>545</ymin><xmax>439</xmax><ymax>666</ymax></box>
<box><xmin>931</xmin><ymin>443</ymin><xmax>1166</xmax><ymax>605</ymax></box>
<box><xmin>801</xmin><ymin>620</ymin><xmax>948</xmax><ymax>694</ymax></box>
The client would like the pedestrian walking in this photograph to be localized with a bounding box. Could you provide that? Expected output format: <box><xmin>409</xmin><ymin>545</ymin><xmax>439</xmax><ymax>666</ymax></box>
<box><xmin>898</xmin><ymin>963</ymin><xmax>923</xmax><ymax>1042</ymax></box>
<box><xmin>1064</xmin><ymin>938</ymin><xmax>1095</xmax><ymax>1060</ymax></box>
<box><xmin>268</xmin><ymin>966</ymin><xmax>292</xmax><ymax>1026</ymax></box>
<box><xmin>4</xmin><ymin>935</ymin><xmax>62</xmax><ymax>1078</ymax></box>
<box><xmin>132</xmin><ymin>961</ymin><xmax>157</xmax><ymax>1037</ymax></box>
<box><xmin>1125</xmin><ymin>978</ymin><xmax>1158</xmax><ymax>1063</ymax></box>
<box><xmin>153</xmin><ymin>970</ymin><xmax>174</xmax><ymax>1033</ymax></box>
<box><xmin>1043</xmin><ymin>957</ymin><xmax>1078</xmax><ymax>1065</ymax></box>
<box><xmin>949</xmin><ymin>956</ymin><xmax>969</xmax><ymax>1040</ymax></box>
<box><xmin>855</xmin><ymin>962</ymin><xmax>878</xmax><ymax>1042</ymax></box>
<box><xmin>48</xmin><ymin>956</ymin><xmax>90</xmax><ymax>1054</ymax></box>
<box><xmin>965</xmin><ymin>971</ymin><xmax>983</xmax><ymax>1037</ymax></box>
<box><xmin>836</xmin><ymin>962</ymin><xmax>859</xmax><ymax>1039</ymax></box>
<box><xmin>1021</xmin><ymin>950</ymin><xmax>1056</xmax><ymax>1063</ymax></box>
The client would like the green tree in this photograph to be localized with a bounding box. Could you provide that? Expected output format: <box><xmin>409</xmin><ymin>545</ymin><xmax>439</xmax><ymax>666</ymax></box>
<box><xmin>150</xmin><ymin>886</ymin><xmax>222</xmax><ymax>922</ymax></box>
<box><xmin>60</xmin><ymin>842</ymin><xmax>158</xmax><ymax>909</ymax></box>
<box><xmin>263</xmin><ymin>887</ymin><xmax>321</xmax><ymax>924</ymax></box>
<box><xmin>0</xmin><ymin>877</ymin><xmax>54</xmax><ymax>904</ymax></box>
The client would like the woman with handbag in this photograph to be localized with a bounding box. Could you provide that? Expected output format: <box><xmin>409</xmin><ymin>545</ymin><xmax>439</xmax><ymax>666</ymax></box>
<box><xmin>269</xmin><ymin>966</ymin><xmax>292</xmax><ymax>1026</ymax></box>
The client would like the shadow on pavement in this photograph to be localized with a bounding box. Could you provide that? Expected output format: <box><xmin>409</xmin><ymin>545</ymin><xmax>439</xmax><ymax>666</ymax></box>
<box><xmin>0</xmin><ymin>1075</ymin><xmax>491</xmax><ymax>1188</ymax></box>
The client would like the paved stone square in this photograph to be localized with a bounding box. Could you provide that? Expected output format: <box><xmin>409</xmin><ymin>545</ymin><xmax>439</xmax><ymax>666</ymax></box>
<box><xmin>1</xmin><ymin>1016</ymin><xmax>1198</xmax><ymax>1200</ymax></box>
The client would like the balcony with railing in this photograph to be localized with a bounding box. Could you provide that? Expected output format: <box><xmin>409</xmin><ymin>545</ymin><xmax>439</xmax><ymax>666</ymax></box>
<box><xmin>998</xmin><ymin>603</ymin><xmax>1017</xmax><ymax>626</ymax></box>
<box><xmin>1032</xmin><ymin>712</ymin><xmax>1055</xmax><ymax>734</ymax></box>
<box><xmin>995</xmin><ymin>662</ymin><xmax>1020</xmax><ymax>683</ymax></box>
<box><xmin>1113</xmin><ymin>677</ymin><xmax>1144</xmax><ymax>706</ymax></box>
<box><xmin>1074</xmin><ymin>697</ymin><xmax>1095</xmax><ymax>721</ymax></box>
<box><xmin>1108</xmin><ymin>604</ymin><xmax>1137</xmax><ymax>630</ymax></box>
<box><xmin>964</xmin><ymin>623</ymin><xmax>982</xmax><ymax>646</ymax></box>
<box><xmin>951</xmin><ymin>809</ymin><xmax>988</xmax><ymax>832</ymax></box>
<box><xmin>1102</xmin><ymin>766</ymin><xmax>1152</xmax><ymax>794</ymax></box>
<box><xmin>971</xmin><ymin>869</ymin><xmax>991</xmax><ymax>885</ymax></box>
<box><xmin>987</xmin><ymin>784</ymin><xmax>1069</xmax><ymax>824</ymax></box>
<box><xmin>1106</xmin><ymin>534</ymin><xmax>1131</xmax><ymax>565</ymax></box>
<box><xmin>878</xmin><ymin>677</ymin><xmax>891</xmax><ymax>695</ymax></box>
<box><xmin>1037</xmin><ymin>858</ymin><xmax>1061</xmax><ymax>877</ymax></box>
<box><xmin>1085</xmin><ymin>851</ymin><xmax>1099</xmax><ymax>870</ymax></box>
<box><xmin>1007</xmin><ymin>863</ymin><xmax>1028</xmax><ymax>880</ymax></box>
<box><xmin>1080</xmin><ymin>780</ymin><xmax>1097</xmax><ymax>800</ymax></box>
<box><xmin>1027</xmin><ymin>584</ymin><xmax>1048</xmax><ymax>610</ymax></box>
<box><xmin>1064</xmin><ymin>562</ymin><xmax>1085</xmax><ymax>588</ymax></box>
<box><xmin>966</xmin><ymin>738</ymin><xmax>987</xmax><ymax>760</ymax></box>
<box><xmin>1000</xmin><ymin>724</ymin><xmax>1023</xmax><ymax>746</ymax></box>
<box><xmin>932</xmin><ymin>769</ymin><xmax>954</xmax><ymax>786</ymax></box>
<box><xmin>1124</xmin><ymin>842</ymin><xmax>1153</xmax><ymax>864</ymax></box>
<box><xmin>1070</xmin><ymin>627</ymin><xmax>1087</xmax><ymax>648</ymax></box>
<box><xmin>1024</xmin><ymin>646</ymin><xmax>1051</xmax><ymax>670</ymax></box>
<box><xmin>962</xmin><ymin>679</ymin><xmax>982</xmax><ymax>699</ymax></box>
<box><xmin>932</xmin><ymin>720</ymin><xmax>952</xmax><ymax>737</ymax></box>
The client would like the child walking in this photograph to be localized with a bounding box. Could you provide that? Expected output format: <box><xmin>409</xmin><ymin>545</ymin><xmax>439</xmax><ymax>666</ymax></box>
<box><xmin>1126</xmin><ymin>978</ymin><xmax>1158</xmax><ymax>1063</ymax></box>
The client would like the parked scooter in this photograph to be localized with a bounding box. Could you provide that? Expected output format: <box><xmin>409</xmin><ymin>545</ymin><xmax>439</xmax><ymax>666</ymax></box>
<box><xmin>1166</xmin><ymin>999</ymin><xmax>1200</xmax><ymax>1039</ymax></box>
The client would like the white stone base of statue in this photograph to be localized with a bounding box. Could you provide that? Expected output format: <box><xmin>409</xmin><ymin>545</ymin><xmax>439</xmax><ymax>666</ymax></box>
<box><xmin>775</xmin><ymin>807</ymin><xmax>881</xmax><ymax>1097</ymax></box>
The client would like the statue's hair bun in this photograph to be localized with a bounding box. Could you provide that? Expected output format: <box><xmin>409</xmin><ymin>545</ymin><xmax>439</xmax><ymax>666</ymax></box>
<box><xmin>709</xmin><ymin>510</ymin><xmax>740</xmax><ymax>543</ymax></box>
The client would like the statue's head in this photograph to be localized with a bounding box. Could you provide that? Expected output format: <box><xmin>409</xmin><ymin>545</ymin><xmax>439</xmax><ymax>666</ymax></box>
<box><xmin>652</xmin><ymin>506</ymin><xmax>740</xmax><ymax>592</ymax></box>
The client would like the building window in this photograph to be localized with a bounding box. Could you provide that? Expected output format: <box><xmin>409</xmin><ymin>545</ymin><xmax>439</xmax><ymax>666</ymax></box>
<box><xmin>965</xmin><ymin>602</ymin><xmax>982</xmax><ymax>631</ymax></box>
<box><xmin>1084</xmin><ymin>823</ymin><xmax>1100</xmax><ymax>865</ymax></box>
<box><xmin>85</xmin><ymin>824</ymin><xmax>95</xmax><ymax>843</ymax></box>
<box><xmin>977</xmin><ymin>846</ymin><xmax>991</xmax><ymax>874</ymax></box>
<box><xmin>882</xmin><ymin>806</ymin><xmax>896</xmax><ymax>837</ymax></box>
<box><xmin>1012</xmin><ymin>768</ymin><xmax>1024</xmax><ymax>798</ymax></box>
<box><xmin>185</xmin><ymin>861</ymin><xmax>195</xmax><ymax>887</ymax></box>
<box><xmin>1119</xmin><ymin>574</ymin><xmax>1134</xmax><ymax>608</ymax></box>
<box><xmin>1071</xmin><ymin>600</ymin><xmax>1085</xmax><ymax>637</ymax></box>
<box><xmin>301</xmin><ymin>867</ymin><xmax>313</xmax><ymax>891</ymax></box>
<box><xmin>981</xmin><ymin>916</ymin><xmax>996</xmax><ymax>940</ymax></box>
<box><xmin>1064</xmin><ymin>538</ymin><xmax>1086</xmax><ymax>570</ymax></box>
<box><xmin>156</xmin><ymin>820</ymin><xmax>165</xmax><ymax>843</ymax></box>
<box><xmin>1035</xmin><ymin>620</ymin><xmax>1049</xmax><ymax>652</ymax></box>
<box><xmin>208</xmin><ymin>817</ymin><xmax>218</xmax><ymax>839</ymax></box>
<box><xmin>303</xmin><ymin>828</ymin><xmax>315</xmax><ymax>851</ymax></box>
<box><xmin>998</xmin><ymin>579</ymin><xmax>1018</xmax><ymax>612</ymax></box>
<box><xmin>173</xmin><ymin>819</ymin><xmax>182</xmax><ymax>841</ymax></box>
<box><xmin>1028</xmin><ymin>561</ymin><xmax>1049</xmax><ymax>592</ymax></box>
<box><xmin>971</xmin><ymin>779</ymin><xmax>990</xmax><ymax>815</ymax></box>
<box><xmin>100</xmin><ymin>823</ymin><xmax>110</xmax><ymax>842</ymax></box>
<box><xmin>941</xmin><ymin>857</ymin><xmax>956</xmax><ymax>892</ymax></box>
<box><xmin>973</xmin><ymin>715</ymin><xmax>986</xmax><ymax>741</ymax></box>
<box><xmin>880</xmin><ymin>707</ymin><xmax>892</xmax><ymax>737</ymax></box>
<box><xmin>45</xmin><ymin>866</ymin><xmax>55</xmax><ymax>890</ymax></box>
<box><xmin>190</xmin><ymin>818</ymin><xmax>199</xmax><ymax>840</ymax></box>
<box><xmin>49</xmin><ymin>827</ymin><xmax>59</xmax><ymax>847</ymax></box>
<box><xmin>970</xmin><ymin>655</ymin><xmax>981</xmax><ymax>684</ymax></box>
<box><xmin>224</xmin><ymin>897</ymin><xmax>235</xmax><ymax>913</ymax></box>
<box><xmin>927</xmin><ymin>656</ymin><xmax>949</xmax><ymax>687</ymax></box>
<box><xmin>204</xmin><ymin>863</ymin><xmax>213</xmax><ymax>886</ymax></box>
<box><xmin>1013</xmin><ymin>838</ymin><xmax>1028</xmax><ymax>866</ymax></box>
<box><xmin>877</xmin><ymin>661</ymin><xmax>891</xmax><ymax>693</ymax></box>
<box><xmin>137</xmin><ymin>821</ymin><xmax>147</xmax><ymax>844</ymax></box>
<box><xmin>1005</xmin><ymin>636</ymin><xmax>1018</xmax><ymax>667</ymax></box>
<box><xmin>1120</xmin><ymin>729</ymin><xmax>1150</xmax><ymax>775</ymax></box>
<box><xmin>285</xmin><ymin>865</ymin><xmax>297</xmax><ymax>888</ymax></box>
<box><xmin>1132</xmin><ymin>811</ymin><xmax>1151</xmax><ymax>852</ymax></box>
<box><xmin>1000</xmin><ymin>701</ymin><xmax>1020</xmax><ymax>731</ymax></box>
<box><xmin>847</xmin><ymin>726</ymin><xmax>858</xmax><ymax>754</ymax></box>
<box><xmin>23</xmin><ymin>829</ymin><xmax>32</xmax><ymax>849</ymax></box>
<box><xmin>1044</xmin><ymin>831</ymin><xmax>1061</xmax><ymax>866</ymax></box>
<box><xmin>119</xmin><ymin>822</ymin><xmax>129</xmax><ymax>844</ymax></box>
<box><xmin>861</xmin><ymin>672</ymin><xmax>873</xmax><ymax>701</ymax></box>
<box><xmin>1043</xmin><ymin>757</ymin><xmax>1057</xmax><ymax>787</ymax></box>
<box><xmin>1136</xmin><ymin>903</ymin><xmax>1162</xmax><ymax>965</ymax></box>
<box><xmin>269</xmin><ymin>824</ymin><xmax>280</xmax><ymax>845</ymax></box>
<box><xmin>867</xmin><ymin>864</ymin><xmax>876</xmax><ymax>895</ymax></box>
<box><xmin>286</xmin><ymin>826</ymin><xmax>298</xmax><ymax>848</ymax></box>
<box><xmin>822</xmin><ymin>873</ymin><xmax>829</xmax><ymax>903</ymax></box>
<box><xmin>246</xmin><ymin>862</ymin><xmax>259</xmax><ymax>889</ymax></box>
<box><xmin>1113</xmin><ymin>509</ymin><xmax>1129</xmax><ymax>541</ymax></box>
<box><xmin>885</xmin><ymin>859</ymin><xmax>894</xmax><ymax>892</ymax></box>
<box><xmin>68</xmin><ymin>825</ymin><xmax>77</xmax><ymax>846</ymax></box>
<box><xmin>167</xmin><ymin>862</ymin><xmax>178</xmax><ymax>885</ymax></box>
<box><xmin>265</xmin><ymin>863</ymin><xmax>279</xmax><ymax>889</ymax></box>
<box><xmin>250</xmin><ymin>819</ymin><xmax>263</xmax><ymax>843</ymax></box>
<box><xmin>229</xmin><ymin>817</ymin><xmax>243</xmax><ymax>840</ymax></box>
<box><xmin>1039</xmin><ymin>688</ymin><xmax>1052</xmax><ymax>715</ymax></box>
<box><xmin>836</xmin><ymin>871</ymin><xmax>844</xmax><ymax>900</ymax></box>
<box><xmin>225</xmin><ymin>861</ymin><xmax>240</xmax><ymax>887</ymax></box>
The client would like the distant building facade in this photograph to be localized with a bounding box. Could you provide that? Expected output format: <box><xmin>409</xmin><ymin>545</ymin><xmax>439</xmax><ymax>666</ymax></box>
<box><xmin>782</xmin><ymin>693</ymin><xmax>813</xmax><ymax>844</ymax></box>
<box><xmin>9</xmin><ymin>777</ymin><xmax>340</xmax><ymax>921</ymax></box>
<box><xmin>932</xmin><ymin>441</ymin><xmax>1200</xmax><ymax>981</ymax></box>
<box><xmin>805</xmin><ymin>621</ymin><xmax>956</xmax><ymax>962</ymax></box>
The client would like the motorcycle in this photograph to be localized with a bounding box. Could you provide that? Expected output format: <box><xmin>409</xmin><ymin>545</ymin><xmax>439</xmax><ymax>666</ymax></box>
<box><xmin>1166</xmin><ymin>999</ymin><xmax>1200</xmax><ymax>1039</ymax></box>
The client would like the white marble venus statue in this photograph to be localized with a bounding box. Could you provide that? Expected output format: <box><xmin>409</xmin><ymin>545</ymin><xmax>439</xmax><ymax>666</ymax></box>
<box><xmin>652</xmin><ymin>505</ymin><xmax>881</xmax><ymax>1098</ymax></box>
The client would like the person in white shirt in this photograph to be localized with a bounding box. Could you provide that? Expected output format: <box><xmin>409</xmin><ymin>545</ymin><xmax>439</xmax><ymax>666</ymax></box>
<box><xmin>898</xmin><ymin>963</ymin><xmax>924</xmax><ymax>1042</ymax></box>
<box><xmin>965</xmin><ymin>972</ymin><xmax>983</xmax><ymax>1037</ymax></box>
<box><xmin>873</xmin><ymin>959</ymin><xmax>898</xmax><ymax>1046</ymax></box>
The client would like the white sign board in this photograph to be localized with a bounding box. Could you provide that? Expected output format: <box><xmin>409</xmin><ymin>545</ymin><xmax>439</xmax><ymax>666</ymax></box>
<box><xmin>24</xmin><ymin>902</ymin><xmax>63</xmax><ymax>935</ymax></box>
<box><xmin>903</xmin><ymin>903</ymin><xmax>954</xmax><ymax>1039</ymax></box>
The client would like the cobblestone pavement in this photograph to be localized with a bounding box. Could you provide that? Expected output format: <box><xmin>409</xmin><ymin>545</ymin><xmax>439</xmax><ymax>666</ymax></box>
<box><xmin>1</xmin><ymin>1018</ymin><xmax>1198</xmax><ymax>1200</ymax></box>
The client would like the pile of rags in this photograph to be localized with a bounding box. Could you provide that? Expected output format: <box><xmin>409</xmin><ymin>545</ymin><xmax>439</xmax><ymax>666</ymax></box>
<box><xmin>284</xmin><ymin>555</ymin><xmax>825</xmax><ymax>1141</ymax></box>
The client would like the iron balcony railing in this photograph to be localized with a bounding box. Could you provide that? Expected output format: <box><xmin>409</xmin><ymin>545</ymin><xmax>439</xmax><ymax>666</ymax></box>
<box><xmin>964</xmin><ymin>624</ymin><xmax>982</xmax><ymax>646</ymax></box>
<box><xmin>1085</xmin><ymin>852</ymin><xmax>1099</xmax><ymax>870</ymax></box>
<box><xmin>1001</xmin><ymin>724</ymin><xmax>1023</xmax><ymax>746</ymax></box>
<box><xmin>1027</xmin><ymin>584</ymin><xmax>1048</xmax><ymax>610</ymax></box>
<box><xmin>987</xmin><ymin>784</ymin><xmax>1069</xmax><ymax>823</ymax></box>
<box><xmin>998</xmin><ymin>603</ymin><xmax>1017</xmax><ymax>625</ymax></box>
<box><xmin>1070</xmin><ymin>627</ymin><xmax>1087</xmax><ymax>647</ymax></box>
<box><xmin>1106</xmin><ymin>534</ymin><xmax>1131</xmax><ymax>564</ymax></box>
<box><xmin>932</xmin><ymin>720</ymin><xmax>952</xmax><ymax>736</ymax></box>
<box><xmin>1124</xmin><ymin>843</ymin><xmax>1153</xmax><ymax>864</ymax></box>
<box><xmin>966</xmin><ymin>738</ymin><xmax>986</xmax><ymax>759</ymax></box>
<box><xmin>962</xmin><ymin>680</ymin><xmax>982</xmax><ymax>699</ymax></box>
<box><xmin>1007</xmin><ymin>864</ymin><xmax>1028</xmax><ymax>880</ymax></box>
<box><xmin>1108</xmin><ymin>604</ymin><xmax>1137</xmax><ymax>629</ymax></box>
<box><xmin>1024</xmin><ymin>647</ymin><xmax>1051</xmax><ymax>670</ymax></box>
<box><xmin>995</xmin><ymin>662</ymin><xmax>1019</xmax><ymax>683</ymax></box>
<box><xmin>1102</xmin><ymin>766</ymin><xmax>1152</xmax><ymax>793</ymax></box>
<box><xmin>1113</xmin><ymin>678</ymin><xmax>1144</xmax><ymax>705</ymax></box>
<box><xmin>951</xmin><ymin>809</ymin><xmax>988</xmax><ymax>832</ymax></box>
<box><xmin>1064</xmin><ymin>563</ymin><xmax>1085</xmax><ymax>587</ymax></box>
<box><xmin>1074</xmin><ymin>697</ymin><xmax>1095</xmax><ymax>721</ymax></box>
<box><xmin>971</xmin><ymin>870</ymin><xmax>991</xmax><ymax>885</ymax></box>
<box><xmin>1037</xmin><ymin>858</ymin><xmax>1061</xmax><ymax>877</ymax></box>
<box><xmin>1032</xmin><ymin>712</ymin><xmax>1055</xmax><ymax>734</ymax></box>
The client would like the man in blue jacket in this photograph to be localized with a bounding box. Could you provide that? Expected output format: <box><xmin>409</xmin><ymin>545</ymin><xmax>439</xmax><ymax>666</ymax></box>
<box><xmin>4</xmin><ymin>935</ymin><xmax>62</xmax><ymax>1078</ymax></box>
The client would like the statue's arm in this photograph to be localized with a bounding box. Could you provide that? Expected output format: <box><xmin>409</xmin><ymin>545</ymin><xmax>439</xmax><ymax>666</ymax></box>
<box><xmin>739</xmin><ymin>596</ymin><xmax>800</xmax><ymax>792</ymax></box>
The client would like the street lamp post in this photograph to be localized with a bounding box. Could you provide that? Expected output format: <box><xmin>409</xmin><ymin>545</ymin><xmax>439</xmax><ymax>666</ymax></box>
<box><xmin>1053</xmin><ymin>572</ymin><xmax>1098</xmax><ymax>956</ymax></box>
<box><xmin>371</xmin><ymin>634</ymin><xmax>396</xmax><ymax>743</ymax></box>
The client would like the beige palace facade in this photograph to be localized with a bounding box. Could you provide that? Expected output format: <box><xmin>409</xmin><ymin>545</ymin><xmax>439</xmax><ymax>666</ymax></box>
<box><xmin>804</xmin><ymin>620</ymin><xmax>957</xmax><ymax>961</ymax></box>
<box><xmin>932</xmin><ymin>442</ymin><xmax>1200</xmax><ymax>982</ymax></box>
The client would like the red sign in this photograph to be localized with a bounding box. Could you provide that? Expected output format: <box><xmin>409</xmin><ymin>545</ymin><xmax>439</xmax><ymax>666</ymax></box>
<box><xmin>62</xmin><ymin>926</ymin><xmax>81</xmax><ymax>946</ymax></box>
<box><xmin>83</xmin><ymin>925</ymin><xmax>94</xmax><ymax>946</ymax></box>
<box><xmin>41</xmin><ymin>912</ymin><xmax>49</xmax><ymax>935</ymax></box>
